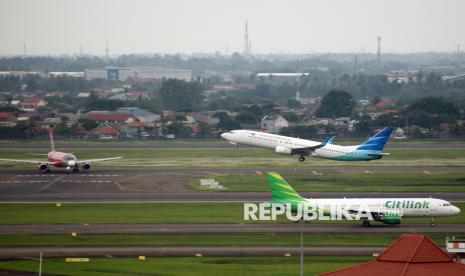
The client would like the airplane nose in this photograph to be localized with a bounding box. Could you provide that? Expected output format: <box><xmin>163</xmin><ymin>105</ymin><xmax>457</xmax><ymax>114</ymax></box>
<box><xmin>453</xmin><ymin>206</ymin><xmax>461</xmax><ymax>215</ymax></box>
<box><xmin>221</xmin><ymin>133</ymin><xmax>228</xmax><ymax>140</ymax></box>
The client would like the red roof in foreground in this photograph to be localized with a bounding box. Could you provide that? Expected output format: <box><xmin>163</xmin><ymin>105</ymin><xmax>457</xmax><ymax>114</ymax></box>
<box><xmin>88</xmin><ymin>113</ymin><xmax>132</xmax><ymax>122</ymax></box>
<box><xmin>321</xmin><ymin>234</ymin><xmax>465</xmax><ymax>276</ymax></box>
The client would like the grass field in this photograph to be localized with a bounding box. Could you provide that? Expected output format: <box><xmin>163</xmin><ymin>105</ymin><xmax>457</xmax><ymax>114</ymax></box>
<box><xmin>0</xmin><ymin>203</ymin><xmax>464</xmax><ymax>225</ymax></box>
<box><xmin>0</xmin><ymin>146</ymin><xmax>464</xmax><ymax>168</ymax></box>
<box><xmin>189</xmin><ymin>172</ymin><xmax>465</xmax><ymax>192</ymax></box>
<box><xmin>0</xmin><ymin>256</ymin><xmax>372</xmax><ymax>276</ymax></box>
<box><xmin>0</xmin><ymin>233</ymin><xmax>454</xmax><ymax>247</ymax></box>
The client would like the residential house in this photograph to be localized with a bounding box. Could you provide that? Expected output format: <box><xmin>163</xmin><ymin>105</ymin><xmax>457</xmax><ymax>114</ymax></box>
<box><xmin>117</xmin><ymin>107</ymin><xmax>160</xmax><ymax>127</ymax></box>
<box><xmin>119</xmin><ymin>121</ymin><xmax>149</xmax><ymax>139</ymax></box>
<box><xmin>87</xmin><ymin>111</ymin><xmax>136</xmax><ymax>125</ymax></box>
<box><xmin>88</xmin><ymin>123</ymin><xmax>120</xmax><ymax>140</ymax></box>
<box><xmin>261</xmin><ymin>113</ymin><xmax>289</xmax><ymax>134</ymax></box>
<box><xmin>322</xmin><ymin>234</ymin><xmax>465</xmax><ymax>276</ymax></box>
<box><xmin>19</xmin><ymin>98</ymin><xmax>47</xmax><ymax>111</ymax></box>
<box><xmin>0</xmin><ymin>112</ymin><xmax>16</xmax><ymax>127</ymax></box>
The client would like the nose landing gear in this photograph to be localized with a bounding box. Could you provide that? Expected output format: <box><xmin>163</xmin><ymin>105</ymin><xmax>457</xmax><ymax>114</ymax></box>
<box><xmin>298</xmin><ymin>156</ymin><xmax>306</xmax><ymax>162</ymax></box>
<box><xmin>430</xmin><ymin>217</ymin><xmax>436</xmax><ymax>227</ymax></box>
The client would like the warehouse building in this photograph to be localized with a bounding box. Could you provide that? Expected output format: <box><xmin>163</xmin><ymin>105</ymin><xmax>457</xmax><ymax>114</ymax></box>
<box><xmin>85</xmin><ymin>66</ymin><xmax>192</xmax><ymax>82</ymax></box>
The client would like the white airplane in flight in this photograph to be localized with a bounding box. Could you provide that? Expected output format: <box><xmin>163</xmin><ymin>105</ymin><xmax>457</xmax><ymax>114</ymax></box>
<box><xmin>266</xmin><ymin>172</ymin><xmax>460</xmax><ymax>226</ymax></box>
<box><xmin>221</xmin><ymin>127</ymin><xmax>393</xmax><ymax>162</ymax></box>
<box><xmin>0</xmin><ymin>131</ymin><xmax>122</xmax><ymax>173</ymax></box>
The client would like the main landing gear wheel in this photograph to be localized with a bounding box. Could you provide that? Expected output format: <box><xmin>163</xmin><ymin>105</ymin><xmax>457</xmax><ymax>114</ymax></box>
<box><xmin>362</xmin><ymin>220</ymin><xmax>370</xmax><ymax>227</ymax></box>
<box><xmin>73</xmin><ymin>167</ymin><xmax>79</xmax><ymax>173</ymax></box>
<box><xmin>298</xmin><ymin>156</ymin><xmax>306</xmax><ymax>162</ymax></box>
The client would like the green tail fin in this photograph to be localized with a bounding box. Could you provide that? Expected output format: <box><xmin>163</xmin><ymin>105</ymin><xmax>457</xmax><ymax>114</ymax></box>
<box><xmin>266</xmin><ymin>172</ymin><xmax>304</xmax><ymax>202</ymax></box>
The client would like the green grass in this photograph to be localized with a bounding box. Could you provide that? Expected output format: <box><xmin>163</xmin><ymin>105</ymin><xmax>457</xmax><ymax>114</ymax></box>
<box><xmin>0</xmin><ymin>256</ymin><xmax>372</xmax><ymax>276</ymax></box>
<box><xmin>0</xmin><ymin>203</ymin><xmax>464</xmax><ymax>225</ymax></box>
<box><xmin>191</xmin><ymin>173</ymin><xmax>465</xmax><ymax>192</ymax></box>
<box><xmin>0</xmin><ymin>233</ymin><xmax>455</xmax><ymax>247</ymax></box>
<box><xmin>0</xmin><ymin>147</ymin><xmax>464</xmax><ymax>168</ymax></box>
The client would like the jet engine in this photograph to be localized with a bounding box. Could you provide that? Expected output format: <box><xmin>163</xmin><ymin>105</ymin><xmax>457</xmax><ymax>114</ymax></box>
<box><xmin>38</xmin><ymin>164</ymin><xmax>49</xmax><ymax>173</ymax></box>
<box><xmin>82</xmin><ymin>163</ymin><xmax>91</xmax><ymax>171</ymax></box>
<box><xmin>275</xmin><ymin>146</ymin><xmax>292</xmax><ymax>155</ymax></box>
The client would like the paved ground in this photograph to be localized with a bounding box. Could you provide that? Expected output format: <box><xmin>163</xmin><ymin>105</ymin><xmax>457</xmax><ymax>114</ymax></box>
<box><xmin>0</xmin><ymin>168</ymin><xmax>464</xmax><ymax>202</ymax></box>
<box><xmin>0</xmin><ymin>246</ymin><xmax>385</xmax><ymax>259</ymax></box>
<box><xmin>0</xmin><ymin>141</ymin><xmax>464</xmax><ymax>149</ymax></box>
<box><xmin>0</xmin><ymin>223</ymin><xmax>462</xmax><ymax>235</ymax></box>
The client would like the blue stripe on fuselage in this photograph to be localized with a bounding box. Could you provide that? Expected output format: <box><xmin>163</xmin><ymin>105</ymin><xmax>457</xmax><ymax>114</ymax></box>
<box><xmin>325</xmin><ymin>150</ymin><xmax>383</xmax><ymax>161</ymax></box>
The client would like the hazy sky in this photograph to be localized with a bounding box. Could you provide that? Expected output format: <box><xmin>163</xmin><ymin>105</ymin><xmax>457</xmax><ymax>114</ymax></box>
<box><xmin>1</xmin><ymin>0</ymin><xmax>464</xmax><ymax>56</ymax></box>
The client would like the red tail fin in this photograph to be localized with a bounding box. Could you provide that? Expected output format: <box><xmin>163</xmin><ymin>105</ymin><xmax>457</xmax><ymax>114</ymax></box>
<box><xmin>48</xmin><ymin>129</ymin><xmax>55</xmax><ymax>152</ymax></box>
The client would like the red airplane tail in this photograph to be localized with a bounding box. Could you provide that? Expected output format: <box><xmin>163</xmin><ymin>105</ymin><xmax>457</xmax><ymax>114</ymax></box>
<box><xmin>48</xmin><ymin>129</ymin><xmax>56</xmax><ymax>152</ymax></box>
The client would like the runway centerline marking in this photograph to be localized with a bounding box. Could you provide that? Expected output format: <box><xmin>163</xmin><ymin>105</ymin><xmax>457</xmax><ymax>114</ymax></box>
<box><xmin>39</xmin><ymin>175</ymin><xmax>66</xmax><ymax>192</ymax></box>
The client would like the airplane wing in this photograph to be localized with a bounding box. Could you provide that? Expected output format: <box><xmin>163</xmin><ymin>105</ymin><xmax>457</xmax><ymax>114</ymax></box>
<box><xmin>290</xmin><ymin>141</ymin><xmax>327</xmax><ymax>155</ymax></box>
<box><xmin>0</xmin><ymin>158</ymin><xmax>53</xmax><ymax>164</ymax></box>
<box><xmin>77</xmin><ymin>157</ymin><xmax>122</xmax><ymax>164</ymax></box>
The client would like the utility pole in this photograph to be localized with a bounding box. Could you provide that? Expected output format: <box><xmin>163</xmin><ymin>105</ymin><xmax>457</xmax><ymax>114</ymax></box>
<box><xmin>105</xmin><ymin>40</ymin><xmax>110</xmax><ymax>60</ymax></box>
<box><xmin>377</xmin><ymin>36</ymin><xmax>382</xmax><ymax>69</ymax></box>
<box><xmin>39</xmin><ymin>251</ymin><xmax>43</xmax><ymax>276</ymax></box>
<box><xmin>300</xmin><ymin>219</ymin><xmax>304</xmax><ymax>276</ymax></box>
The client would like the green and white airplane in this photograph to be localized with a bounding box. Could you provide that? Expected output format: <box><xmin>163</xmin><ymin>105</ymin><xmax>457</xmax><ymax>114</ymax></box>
<box><xmin>265</xmin><ymin>172</ymin><xmax>460</xmax><ymax>227</ymax></box>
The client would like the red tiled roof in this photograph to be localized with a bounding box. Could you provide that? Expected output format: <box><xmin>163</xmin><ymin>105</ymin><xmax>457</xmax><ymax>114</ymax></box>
<box><xmin>88</xmin><ymin>113</ymin><xmax>132</xmax><ymax>121</ymax></box>
<box><xmin>378</xmin><ymin>234</ymin><xmax>451</xmax><ymax>263</ymax></box>
<box><xmin>21</xmin><ymin>98</ymin><xmax>43</xmax><ymax>105</ymax></box>
<box><xmin>0</xmin><ymin>112</ymin><xmax>13</xmax><ymax>118</ymax></box>
<box><xmin>375</xmin><ymin>100</ymin><xmax>395</xmax><ymax>109</ymax></box>
<box><xmin>322</xmin><ymin>235</ymin><xmax>465</xmax><ymax>276</ymax></box>
<box><xmin>127</xmin><ymin>121</ymin><xmax>144</xmax><ymax>127</ymax></box>
<box><xmin>189</xmin><ymin>125</ymin><xmax>201</xmax><ymax>133</ymax></box>
<box><xmin>383</xmin><ymin>109</ymin><xmax>400</xmax><ymax>114</ymax></box>
<box><xmin>94</xmin><ymin>127</ymin><xmax>119</xmax><ymax>135</ymax></box>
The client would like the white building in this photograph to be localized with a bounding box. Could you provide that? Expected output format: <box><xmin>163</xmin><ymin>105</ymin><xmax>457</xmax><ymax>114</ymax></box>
<box><xmin>85</xmin><ymin>66</ymin><xmax>192</xmax><ymax>82</ymax></box>
<box><xmin>261</xmin><ymin>113</ymin><xmax>289</xmax><ymax>134</ymax></box>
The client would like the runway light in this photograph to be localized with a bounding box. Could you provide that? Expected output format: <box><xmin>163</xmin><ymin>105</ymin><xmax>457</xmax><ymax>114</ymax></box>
<box><xmin>138</xmin><ymin>256</ymin><xmax>146</xmax><ymax>261</ymax></box>
<box><xmin>56</xmin><ymin>203</ymin><xmax>62</xmax><ymax>207</ymax></box>
<box><xmin>364</xmin><ymin>170</ymin><xmax>372</xmax><ymax>175</ymax></box>
<box><xmin>284</xmin><ymin>253</ymin><xmax>291</xmax><ymax>257</ymax></box>
<box><xmin>195</xmin><ymin>253</ymin><xmax>202</xmax><ymax>257</ymax></box>
<box><xmin>255</xmin><ymin>171</ymin><xmax>262</xmax><ymax>176</ymax></box>
<box><xmin>71</xmin><ymin>232</ymin><xmax>78</xmax><ymax>238</ymax></box>
<box><xmin>372</xmin><ymin>253</ymin><xmax>379</xmax><ymax>257</ymax></box>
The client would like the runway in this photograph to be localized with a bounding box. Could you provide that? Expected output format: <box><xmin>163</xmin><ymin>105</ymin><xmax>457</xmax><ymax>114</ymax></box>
<box><xmin>0</xmin><ymin>246</ymin><xmax>385</xmax><ymax>259</ymax></box>
<box><xmin>0</xmin><ymin>141</ymin><xmax>463</xmax><ymax>149</ymax></box>
<box><xmin>0</xmin><ymin>223</ymin><xmax>463</xmax><ymax>235</ymax></box>
<box><xmin>2</xmin><ymin>191</ymin><xmax>465</xmax><ymax>203</ymax></box>
<box><xmin>0</xmin><ymin>168</ymin><xmax>465</xmax><ymax>202</ymax></box>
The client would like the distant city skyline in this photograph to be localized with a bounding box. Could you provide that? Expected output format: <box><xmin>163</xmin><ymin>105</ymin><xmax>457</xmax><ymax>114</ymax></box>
<box><xmin>0</xmin><ymin>0</ymin><xmax>464</xmax><ymax>56</ymax></box>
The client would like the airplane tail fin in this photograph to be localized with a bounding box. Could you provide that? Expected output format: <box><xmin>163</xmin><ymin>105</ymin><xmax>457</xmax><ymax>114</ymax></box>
<box><xmin>323</xmin><ymin>135</ymin><xmax>336</xmax><ymax>145</ymax></box>
<box><xmin>48</xmin><ymin>129</ymin><xmax>56</xmax><ymax>152</ymax></box>
<box><xmin>357</xmin><ymin>127</ymin><xmax>393</xmax><ymax>151</ymax></box>
<box><xmin>266</xmin><ymin>172</ymin><xmax>304</xmax><ymax>202</ymax></box>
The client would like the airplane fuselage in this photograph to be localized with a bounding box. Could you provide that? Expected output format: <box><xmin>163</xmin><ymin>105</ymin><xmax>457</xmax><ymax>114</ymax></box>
<box><xmin>47</xmin><ymin>151</ymin><xmax>77</xmax><ymax>168</ymax></box>
<box><xmin>221</xmin><ymin>130</ymin><xmax>384</xmax><ymax>161</ymax></box>
<box><xmin>307</xmin><ymin>197</ymin><xmax>460</xmax><ymax>218</ymax></box>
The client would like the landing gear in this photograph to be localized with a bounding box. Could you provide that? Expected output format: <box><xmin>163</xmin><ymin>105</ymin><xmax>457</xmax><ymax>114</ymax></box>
<box><xmin>431</xmin><ymin>217</ymin><xmax>436</xmax><ymax>227</ymax></box>
<box><xmin>73</xmin><ymin>166</ymin><xmax>79</xmax><ymax>173</ymax></box>
<box><xmin>362</xmin><ymin>219</ymin><xmax>370</xmax><ymax>227</ymax></box>
<box><xmin>298</xmin><ymin>156</ymin><xmax>306</xmax><ymax>162</ymax></box>
<box><xmin>234</xmin><ymin>145</ymin><xmax>238</xmax><ymax>150</ymax></box>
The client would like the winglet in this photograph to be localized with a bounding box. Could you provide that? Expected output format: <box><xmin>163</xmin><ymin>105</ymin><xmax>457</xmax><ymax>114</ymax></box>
<box><xmin>323</xmin><ymin>135</ymin><xmax>336</xmax><ymax>145</ymax></box>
